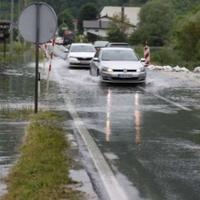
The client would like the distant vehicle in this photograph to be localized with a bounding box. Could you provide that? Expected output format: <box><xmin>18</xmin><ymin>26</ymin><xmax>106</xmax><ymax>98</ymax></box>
<box><xmin>55</xmin><ymin>37</ymin><xmax>64</xmax><ymax>45</ymax></box>
<box><xmin>63</xmin><ymin>30</ymin><xmax>75</xmax><ymax>46</ymax></box>
<box><xmin>106</xmin><ymin>42</ymin><xmax>130</xmax><ymax>48</ymax></box>
<box><xmin>67</xmin><ymin>43</ymin><xmax>96</xmax><ymax>67</ymax></box>
<box><xmin>90</xmin><ymin>47</ymin><xmax>146</xmax><ymax>83</ymax></box>
<box><xmin>94</xmin><ymin>40</ymin><xmax>109</xmax><ymax>51</ymax></box>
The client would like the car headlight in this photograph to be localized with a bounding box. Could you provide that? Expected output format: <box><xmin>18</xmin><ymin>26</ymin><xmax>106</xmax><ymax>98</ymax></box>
<box><xmin>69</xmin><ymin>56</ymin><xmax>78</xmax><ymax>61</ymax></box>
<box><xmin>102</xmin><ymin>67</ymin><xmax>113</xmax><ymax>73</ymax></box>
<box><xmin>137</xmin><ymin>67</ymin><xmax>145</xmax><ymax>72</ymax></box>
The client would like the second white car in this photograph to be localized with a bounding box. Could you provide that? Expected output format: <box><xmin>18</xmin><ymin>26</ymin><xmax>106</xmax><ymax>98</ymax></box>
<box><xmin>67</xmin><ymin>43</ymin><xmax>96</xmax><ymax>67</ymax></box>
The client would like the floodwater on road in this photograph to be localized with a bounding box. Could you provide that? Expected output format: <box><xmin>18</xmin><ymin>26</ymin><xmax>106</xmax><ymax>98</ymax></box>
<box><xmin>2</xmin><ymin>56</ymin><xmax>200</xmax><ymax>200</ymax></box>
<box><xmin>0</xmin><ymin>62</ymin><xmax>35</xmax><ymax>196</ymax></box>
<box><xmin>0</xmin><ymin>58</ymin><xmax>65</xmax><ymax>197</ymax></box>
<box><xmin>50</xmin><ymin>59</ymin><xmax>200</xmax><ymax>200</ymax></box>
<box><xmin>0</xmin><ymin>60</ymin><xmax>46</xmax><ymax>196</ymax></box>
<box><xmin>0</xmin><ymin>121</ymin><xmax>27</xmax><ymax>195</ymax></box>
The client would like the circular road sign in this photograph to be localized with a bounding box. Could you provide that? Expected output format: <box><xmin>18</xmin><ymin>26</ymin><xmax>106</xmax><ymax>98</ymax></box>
<box><xmin>18</xmin><ymin>2</ymin><xmax>57</xmax><ymax>44</ymax></box>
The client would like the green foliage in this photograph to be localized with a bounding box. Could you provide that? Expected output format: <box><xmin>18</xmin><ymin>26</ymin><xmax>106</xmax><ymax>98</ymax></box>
<box><xmin>170</xmin><ymin>0</ymin><xmax>200</xmax><ymax>14</ymax></box>
<box><xmin>58</xmin><ymin>9</ymin><xmax>74</xmax><ymax>30</ymax></box>
<box><xmin>0</xmin><ymin>105</ymin><xmax>33</xmax><ymax>120</ymax></box>
<box><xmin>107</xmin><ymin>26</ymin><xmax>127</xmax><ymax>42</ymax></box>
<box><xmin>174</xmin><ymin>9</ymin><xmax>200</xmax><ymax>62</ymax></box>
<box><xmin>78</xmin><ymin>3</ymin><xmax>98</xmax><ymax>33</ymax></box>
<box><xmin>129</xmin><ymin>0</ymin><xmax>149</xmax><ymax>6</ymax></box>
<box><xmin>129</xmin><ymin>0</ymin><xmax>174</xmax><ymax>46</ymax></box>
<box><xmin>79</xmin><ymin>3</ymin><xmax>98</xmax><ymax>20</ymax></box>
<box><xmin>150</xmin><ymin>47</ymin><xmax>181</xmax><ymax>66</ymax></box>
<box><xmin>107</xmin><ymin>14</ymin><xmax>130</xmax><ymax>42</ymax></box>
<box><xmin>0</xmin><ymin>42</ymin><xmax>33</xmax><ymax>64</ymax></box>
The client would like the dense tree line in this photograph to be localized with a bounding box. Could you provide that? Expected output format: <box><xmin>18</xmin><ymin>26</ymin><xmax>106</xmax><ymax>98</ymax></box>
<box><xmin>128</xmin><ymin>0</ymin><xmax>200</xmax><ymax>66</ymax></box>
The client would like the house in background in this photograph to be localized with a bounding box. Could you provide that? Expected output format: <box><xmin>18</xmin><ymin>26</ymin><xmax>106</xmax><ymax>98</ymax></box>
<box><xmin>83</xmin><ymin>17</ymin><xmax>111</xmax><ymax>39</ymax></box>
<box><xmin>100</xmin><ymin>6</ymin><xmax>141</xmax><ymax>27</ymax></box>
<box><xmin>83</xmin><ymin>6</ymin><xmax>141</xmax><ymax>40</ymax></box>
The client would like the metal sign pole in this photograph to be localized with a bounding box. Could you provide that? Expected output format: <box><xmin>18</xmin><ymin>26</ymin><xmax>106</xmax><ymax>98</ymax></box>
<box><xmin>3</xmin><ymin>37</ymin><xmax>6</xmax><ymax>59</ymax></box>
<box><xmin>18</xmin><ymin>2</ymin><xmax>57</xmax><ymax>113</ymax></box>
<box><xmin>34</xmin><ymin>3</ymin><xmax>40</xmax><ymax>113</ymax></box>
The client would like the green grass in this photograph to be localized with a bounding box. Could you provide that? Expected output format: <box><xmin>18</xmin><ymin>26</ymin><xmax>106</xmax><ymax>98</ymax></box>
<box><xmin>0</xmin><ymin>105</ymin><xmax>33</xmax><ymax>120</ymax></box>
<box><xmin>1</xmin><ymin>111</ymin><xmax>81</xmax><ymax>200</ymax></box>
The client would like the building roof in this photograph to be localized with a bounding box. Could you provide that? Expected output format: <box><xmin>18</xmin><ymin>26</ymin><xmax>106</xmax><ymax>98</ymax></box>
<box><xmin>100</xmin><ymin>6</ymin><xmax>141</xmax><ymax>26</ymax></box>
<box><xmin>83</xmin><ymin>19</ymin><xmax>111</xmax><ymax>29</ymax></box>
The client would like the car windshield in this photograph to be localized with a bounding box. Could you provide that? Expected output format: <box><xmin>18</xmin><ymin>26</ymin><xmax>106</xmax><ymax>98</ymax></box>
<box><xmin>108</xmin><ymin>43</ymin><xmax>129</xmax><ymax>47</ymax></box>
<box><xmin>94</xmin><ymin>41</ymin><xmax>109</xmax><ymax>47</ymax></box>
<box><xmin>70</xmin><ymin>45</ymin><xmax>95</xmax><ymax>52</ymax></box>
<box><xmin>102</xmin><ymin>49</ymin><xmax>138</xmax><ymax>61</ymax></box>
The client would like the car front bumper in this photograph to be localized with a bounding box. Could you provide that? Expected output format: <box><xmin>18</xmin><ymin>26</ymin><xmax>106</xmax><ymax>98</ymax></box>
<box><xmin>69</xmin><ymin>57</ymin><xmax>92</xmax><ymax>67</ymax></box>
<box><xmin>101</xmin><ymin>71</ymin><xmax>146</xmax><ymax>83</ymax></box>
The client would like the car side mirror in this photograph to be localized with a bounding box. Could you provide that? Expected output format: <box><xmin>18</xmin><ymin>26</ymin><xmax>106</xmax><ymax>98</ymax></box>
<box><xmin>140</xmin><ymin>58</ymin><xmax>145</xmax><ymax>63</ymax></box>
<box><xmin>93</xmin><ymin>57</ymin><xmax>99</xmax><ymax>62</ymax></box>
<box><xmin>64</xmin><ymin>48</ymin><xmax>69</xmax><ymax>53</ymax></box>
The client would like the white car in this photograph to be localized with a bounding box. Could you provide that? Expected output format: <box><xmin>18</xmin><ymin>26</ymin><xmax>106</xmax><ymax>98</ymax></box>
<box><xmin>67</xmin><ymin>43</ymin><xmax>96</xmax><ymax>67</ymax></box>
<box><xmin>90</xmin><ymin>47</ymin><xmax>146</xmax><ymax>83</ymax></box>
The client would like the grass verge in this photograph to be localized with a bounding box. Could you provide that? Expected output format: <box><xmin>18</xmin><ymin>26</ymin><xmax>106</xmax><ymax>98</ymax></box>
<box><xmin>0</xmin><ymin>105</ymin><xmax>33</xmax><ymax>120</ymax></box>
<box><xmin>1</xmin><ymin>111</ymin><xmax>81</xmax><ymax>200</ymax></box>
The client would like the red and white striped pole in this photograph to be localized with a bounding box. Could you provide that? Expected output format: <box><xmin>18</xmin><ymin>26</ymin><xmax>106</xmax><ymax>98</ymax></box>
<box><xmin>48</xmin><ymin>38</ymin><xmax>56</xmax><ymax>72</ymax></box>
<box><xmin>144</xmin><ymin>41</ymin><xmax>150</xmax><ymax>66</ymax></box>
<box><xmin>46</xmin><ymin>37</ymin><xmax>55</xmax><ymax>93</ymax></box>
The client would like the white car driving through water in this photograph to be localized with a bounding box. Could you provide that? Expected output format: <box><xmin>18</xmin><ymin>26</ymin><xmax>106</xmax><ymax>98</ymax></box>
<box><xmin>90</xmin><ymin>47</ymin><xmax>146</xmax><ymax>83</ymax></box>
<box><xmin>67</xmin><ymin>43</ymin><xmax>96</xmax><ymax>67</ymax></box>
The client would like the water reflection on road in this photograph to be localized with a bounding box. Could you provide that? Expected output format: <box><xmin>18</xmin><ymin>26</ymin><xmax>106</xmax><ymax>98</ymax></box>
<box><xmin>52</xmin><ymin>62</ymin><xmax>200</xmax><ymax>200</ymax></box>
<box><xmin>105</xmin><ymin>89</ymin><xmax>111</xmax><ymax>142</ymax></box>
<box><xmin>0</xmin><ymin>122</ymin><xmax>27</xmax><ymax>196</ymax></box>
<box><xmin>134</xmin><ymin>93</ymin><xmax>142</xmax><ymax>145</ymax></box>
<box><xmin>0</xmin><ymin>61</ymin><xmax>37</xmax><ymax>196</ymax></box>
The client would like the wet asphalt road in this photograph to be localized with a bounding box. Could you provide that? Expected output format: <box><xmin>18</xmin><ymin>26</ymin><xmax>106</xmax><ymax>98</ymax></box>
<box><xmin>52</xmin><ymin>59</ymin><xmax>200</xmax><ymax>200</ymax></box>
<box><xmin>1</xmin><ymin>58</ymin><xmax>200</xmax><ymax>200</ymax></box>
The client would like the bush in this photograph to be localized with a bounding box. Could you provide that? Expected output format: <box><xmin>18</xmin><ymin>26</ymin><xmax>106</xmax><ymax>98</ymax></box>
<box><xmin>134</xmin><ymin>45</ymin><xmax>200</xmax><ymax>69</ymax></box>
<box><xmin>150</xmin><ymin>47</ymin><xmax>181</xmax><ymax>65</ymax></box>
<box><xmin>174</xmin><ymin>9</ymin><xmax>200</xmax><ymax>62</ymax></box>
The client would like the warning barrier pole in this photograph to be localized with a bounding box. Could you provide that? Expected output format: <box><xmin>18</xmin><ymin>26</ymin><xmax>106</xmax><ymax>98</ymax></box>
<box><xmin>144</xmin><ymin>42</ymin><xmax>150</xmax><ymax>66</ymax></box>
<box><xmin>46</xmin><ymin>38</ymin><xmax>55</xmax><ymax>93</ymax></box>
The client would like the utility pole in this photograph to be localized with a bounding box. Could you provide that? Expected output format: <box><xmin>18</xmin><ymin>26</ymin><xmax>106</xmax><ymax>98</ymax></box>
<box><xmin>0</xmin><ymin>0</ymin><xmax>1</xmax><ymax>20</ymax></box>
<box><xmin>10</xmin><ymin>0</ymin><xmax>14</xmax><ymax>54</ymax></box>
<box><xmin>121</xmin><ymin>5</ymin><xmax>125</xmax><ymax>23</ymax></box>
<box><xmin>18</xmin><ymin>0</ymin><xmax>21</xmax><ymax>17</ymax></box>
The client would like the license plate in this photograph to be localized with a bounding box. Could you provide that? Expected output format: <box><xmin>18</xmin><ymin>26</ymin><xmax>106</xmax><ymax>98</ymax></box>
<box><xmin>80</xmin><ymin>60</ymin><xmax>89</xmax><ymax>64</ymax></box>
<box><xmin>118</xmin><ymin>74</ymin><xmax>132</xmax><ymax>78</ymax></box>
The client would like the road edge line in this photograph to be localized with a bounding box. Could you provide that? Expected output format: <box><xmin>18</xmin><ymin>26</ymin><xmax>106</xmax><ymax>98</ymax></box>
<box><xmin>54</xmin><ymin>68</ymin><xmax>129</xmax><ymax>200</ymax></box>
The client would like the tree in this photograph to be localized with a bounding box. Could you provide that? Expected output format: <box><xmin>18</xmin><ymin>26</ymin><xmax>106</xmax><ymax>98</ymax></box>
<box><xmin>129</xmin><ymin>0</ymin><xmax>174</xmax><ymax>46</ymax></box>
<box><xmin>107</xmin><ymin>26</ymin><xmax>127</xmax><ymax>42</ymax></box>
<box><xmin>34</xmin><ymin>0</ymin><xmax>68</xmax><ymax>14</ymax></box>
<box><xmin>174</xmin><ymin>8</ymin><xmax>200</xmax><ymax>61</ymax></box>
<box><xmin>107</xmin><ymin>14</ymin><xmax>130</xmax><ymax>42</ymax></box>
<box><xmin>170</xmin><ymin>0</ymin><xmax>200</xmax><ymax>14</ymax></box>
<box><xmin>58</xmin><ymin>9</ymin><xmax>74</xmax><ymax>30</ymax></box>
<box><xmin>78</xmin><ymin>3</ymin><xmax>98</xmax><ymax>33</ymax></box>
<box><xmin>129</xmin><ymin>0</ymin><xmax>149</xmax><ymax>6</ymax></box>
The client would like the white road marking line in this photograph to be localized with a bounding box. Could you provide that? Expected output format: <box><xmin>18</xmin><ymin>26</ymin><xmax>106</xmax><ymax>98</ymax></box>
<box><xmin>139</xmin><ymin>87</ymin><xmax>191</xmax><ymax>111</ymax></box>
<box><xmin>53</xmin><ymin>69</ymin><xmax>129</xmax><ymax>200</ymax></box>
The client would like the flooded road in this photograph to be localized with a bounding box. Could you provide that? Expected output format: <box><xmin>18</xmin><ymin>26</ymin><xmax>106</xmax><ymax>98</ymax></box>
<box><xmin>50</xmin><ymin>58</ymin><xmax>200</xmax><ymax>200</ymax></box>
<box><xmin>1</xmin><ymin>56</ymin><xmax>200</xmax><ymax>199</ymax></box>
<box><xmin>0</xmin><ymin>121</ymin><xmax>27</xmax><ymax>195</ymax></box>
<box><xmin>0</xmin><ymin>60</ymin><xmax>39</xmax><ymax>196</ymax></box>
